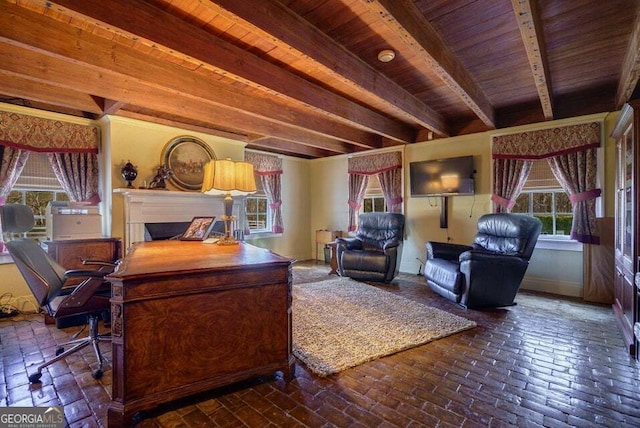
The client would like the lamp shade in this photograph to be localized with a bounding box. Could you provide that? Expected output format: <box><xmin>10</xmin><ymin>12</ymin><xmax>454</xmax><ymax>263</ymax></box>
<box><xmin>233</xmin><ymin>161</ymin><xmax>257</xmax><ymax>193</ymax></box>
<box><xmin>201</xmin><ymin>159</ymin><xmax>257</xmax><ymax>196</ymax></box>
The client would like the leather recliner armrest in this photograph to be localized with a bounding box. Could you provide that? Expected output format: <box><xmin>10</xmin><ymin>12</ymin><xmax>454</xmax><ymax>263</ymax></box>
<box><xmin>336</xmin><ymin>237</ymin><xmax>363</xmax><ymax>251</ymax></box>
<box><xmin>426</xmin><ymin>242</ymin><xmax>472</xmax><ymax>261</ymax></box>
<box><xmin>383</xmin><ymin>240</ymin><xmax>401</xmax><ymax>251</ymax></box>
<box><xmin>459</xmin><ymin>249</ymin><xmax>527</xmax><ymax>266</ymax></box>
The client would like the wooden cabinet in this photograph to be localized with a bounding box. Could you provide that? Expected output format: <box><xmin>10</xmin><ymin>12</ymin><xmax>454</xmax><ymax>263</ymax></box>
<box><xmin>611</xmin><ymin>101</ymin><xmax>640</xmax><ymax>357</ymax></box>
<box><xmin>43</xmin><ymin>238</ymin><xmax>122</xmax><ymax>285</ymax></box>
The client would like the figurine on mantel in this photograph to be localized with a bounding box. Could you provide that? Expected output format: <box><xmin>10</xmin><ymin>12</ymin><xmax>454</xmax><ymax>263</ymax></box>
<box><xmin>148</xmin><ymin>164</ymin><xmax>173</xmax><ymax>190</ymax></box>
<box><xmin>120</xmin><ymin>160</ymin><xmax>138</xmax><ymax>188</ymax></box>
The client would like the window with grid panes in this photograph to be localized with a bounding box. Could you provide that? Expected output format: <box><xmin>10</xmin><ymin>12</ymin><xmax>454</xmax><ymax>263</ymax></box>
<box><xmin>245</xmin><ymin>175</ymin><xmax>270</xmax><ymax>232</ymax></box>
<box><xmin>510</xmin><ymin>159</ymin><xmax>573</xmax><ymax>237</ymax></box>
<box><xmin>6</xmin><ymin>152</ymin><xmax>68</xmax><ymax>240</ymax></box>
<box><xmin>360</xmin><ymin>176</ymin><xmax>386</xmax><ymax>214</ymax></box>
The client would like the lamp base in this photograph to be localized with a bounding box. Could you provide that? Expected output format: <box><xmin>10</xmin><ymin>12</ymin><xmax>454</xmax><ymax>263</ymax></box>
<box><xmin>217</xmin><ymin>215</ymin><xmax>239</xmax><ymax>245</ymax></box>
<box><xmin>216</xmin><ymin>235</ymin><xmax>239</xmax><ymax>245</ymax></box>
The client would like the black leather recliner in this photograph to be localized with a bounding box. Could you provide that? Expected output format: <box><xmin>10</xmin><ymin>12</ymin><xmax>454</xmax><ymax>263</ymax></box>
<box><xmin>424</xmin><ymin>213</ymin><xmax>542</xmax><ymax>309</ymax></box>
<box><xmin>336</xmin><ymin>212</ymin><xmax>405</xmax><ymax>283</ymax></box>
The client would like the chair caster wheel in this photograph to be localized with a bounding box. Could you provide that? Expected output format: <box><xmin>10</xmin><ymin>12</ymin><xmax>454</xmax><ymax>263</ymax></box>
<box><xmin>55</xmin><ymin>347</ymin><xmax>64</xmax><ymax>356</ymax></box>
<box><xmin>28</xmin><ymin>372</ymin><xmax>42</xmax><ymax>383</ymax></box>
<box><xmin>92</xmin><ymin>369</ymin><xmax>103</xmax><ymax>379</ymax></box>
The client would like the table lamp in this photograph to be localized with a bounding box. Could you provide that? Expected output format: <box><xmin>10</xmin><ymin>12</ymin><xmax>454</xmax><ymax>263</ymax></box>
<box><xmin>201</xmin><ymin>159</ymin><xmax>256</xmax><ymax>245</ymax></box>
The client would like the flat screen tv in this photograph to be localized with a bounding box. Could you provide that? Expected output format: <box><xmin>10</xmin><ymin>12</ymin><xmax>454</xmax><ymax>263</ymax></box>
<box><xmin>409</xmin><ymin>155</ymin><xmax>475</xmax><ymax>197</ymax></box>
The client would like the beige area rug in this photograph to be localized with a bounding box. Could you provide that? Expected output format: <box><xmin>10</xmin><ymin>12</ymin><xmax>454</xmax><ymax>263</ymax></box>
<box><xmin>292</xmin><ymin>278</ymin><xmax>477</xmax><ymax>377</ymax></box>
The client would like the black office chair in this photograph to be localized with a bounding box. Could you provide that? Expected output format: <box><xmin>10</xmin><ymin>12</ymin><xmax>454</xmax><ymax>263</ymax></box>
<box><xmin>336</xmin><ymin>212</ymin><xmax>405</xmax><ymax>282</ymax></box>
<box><xmin>424</xmin><ymin>213</ymin><xmax>541</xmax><ymax>309</ymax></box>
<box><xmin>0</xmin><ymin>204</ymin><xmax>115</xmax><ymax>383</ymax></box>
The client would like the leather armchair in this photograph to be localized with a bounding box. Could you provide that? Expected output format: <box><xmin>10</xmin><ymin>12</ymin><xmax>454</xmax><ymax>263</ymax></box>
<box><xmin>336</xmin><ymin>212</ymin><xmax>404</xmax><ymax>282</ymax></box>
<box><xmin>424</xmin><ymin>213</ymin><xmax>542</xmax><ymax>309</ymax></box>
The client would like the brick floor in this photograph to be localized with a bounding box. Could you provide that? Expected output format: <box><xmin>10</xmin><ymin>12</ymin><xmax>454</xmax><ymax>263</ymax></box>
<box><xmin>1</xmin><ymin>261</ymin><xmax>639</xmax><ymax>427</ymax></box>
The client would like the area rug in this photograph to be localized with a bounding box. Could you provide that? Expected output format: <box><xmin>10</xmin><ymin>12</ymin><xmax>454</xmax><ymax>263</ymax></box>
<box><xmin>292</xmin><ymin>277</ymin><xmax>477</xmax><ymax>377</ymax></box>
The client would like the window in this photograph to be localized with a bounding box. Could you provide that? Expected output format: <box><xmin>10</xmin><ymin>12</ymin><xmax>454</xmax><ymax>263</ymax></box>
<box><xmin>246</xmin><ymin>195</ymin><xmax>269</xmax><ymax>232</ymax></box>
<box><xmin>245</xmin><ymin>176</ymin><xmax>271</xmax><ymax>233</ymax></box>
<box><xmin>511</xmin><ymin>160</ymin><xmax>572</xmax><ymax>238</ymax></box>
<box><xmin>361</xmin><ymin>176</ymin><xmax>387</xmax><ymax>214</ymax></box>
<box><xmin>5</xmin><ymin>152</ymin><xmax>67</xmax><ymax>240</ymax></box>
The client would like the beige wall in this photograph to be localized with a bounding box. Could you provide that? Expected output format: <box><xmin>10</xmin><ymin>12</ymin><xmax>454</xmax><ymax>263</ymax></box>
<box><xmin>0</xmin><ymin>102</ymin><xmax>619</xmax><ymax>301</ymax></box>
<box><xmin>246</xmin><ymin>155</ymin><xmax>312</xmax><ymax>260</ymax></box>
<box><xmin>102</xmin><ymin>115</ymin><xmax>247</xmax><ymax>241</ymax></box>
<box><xmin>308</xmin><ymin>112</ymin><xmax>617</xmax><ymax>296</ymax></box>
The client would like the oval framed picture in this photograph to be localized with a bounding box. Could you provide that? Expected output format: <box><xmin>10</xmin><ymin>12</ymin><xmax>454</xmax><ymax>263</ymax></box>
<box><xmin>162</xmin><ymin>136</ymin><xmax>216</xmax><ymax>191</ymax></box>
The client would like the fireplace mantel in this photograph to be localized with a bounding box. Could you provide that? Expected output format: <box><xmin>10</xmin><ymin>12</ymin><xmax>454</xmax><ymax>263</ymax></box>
<box><xmin>113</xmin><ymin>188</ymin><xmax>244</xmax><ymax>250</ymax></box>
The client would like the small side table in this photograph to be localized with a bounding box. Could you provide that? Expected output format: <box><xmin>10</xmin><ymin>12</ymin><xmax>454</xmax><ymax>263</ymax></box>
<box><xmin>327</xmin><ymin>241</ymin><xmax>339</xmax><ymax>275</ymax></box>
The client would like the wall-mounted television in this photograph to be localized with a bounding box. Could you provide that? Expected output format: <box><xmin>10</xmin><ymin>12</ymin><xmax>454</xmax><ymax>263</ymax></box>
<box><xmin>409</xmin><ymin>155</ymin><xmax>475</xmax><ymax>197</ymax></box>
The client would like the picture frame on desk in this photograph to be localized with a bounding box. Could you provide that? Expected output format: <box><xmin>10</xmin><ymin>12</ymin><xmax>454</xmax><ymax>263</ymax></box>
<box><xmin>180</xmin><ymin>217</ymin><xmax>216</xmax><ymax>241</ymax></box>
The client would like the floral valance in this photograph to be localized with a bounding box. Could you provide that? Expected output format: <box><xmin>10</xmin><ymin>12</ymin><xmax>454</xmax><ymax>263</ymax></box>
<box><xmin>0</xmin><ymin>111</ymin><xmax>99</xmax><ymax>153</ymax></box>
<box><xmin>245</xmin><ymin>151</ymin><xmax>282</xmax><ymax>175</ymax></box>
<box><xmin>492</xmin><ymin>122</ymin><xmax>601</xmax><ymax>159</ymax></box>
<box><xmin>348</xmin><ymin>151</ymin><xmax>402</xmax><ymax>175</ymax></box>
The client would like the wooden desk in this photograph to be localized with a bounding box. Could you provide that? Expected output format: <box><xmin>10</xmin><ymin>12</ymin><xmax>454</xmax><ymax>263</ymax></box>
<box><xmin>106</xmin><ymin>241</ymin><xmax>294</xmax><ymax>427</ymax></box>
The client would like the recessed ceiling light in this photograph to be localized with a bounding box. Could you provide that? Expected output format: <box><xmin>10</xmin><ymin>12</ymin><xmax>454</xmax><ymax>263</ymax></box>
<box><xmin>377</xmin><ymin>49</ymin><xmax>396</xmax><ymax>63</ymax></box>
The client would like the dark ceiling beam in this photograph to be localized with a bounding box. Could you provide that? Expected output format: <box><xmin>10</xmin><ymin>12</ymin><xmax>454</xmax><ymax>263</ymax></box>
<box><xmin>28</xmin><ymin>0</ymin><xmax>415</xmax><ymax>143</ymax></box>
<box><xmin>101</xmin><ymin>98</ymin><xmax>127</xmax><ymax>116</ymax></box>
<box><xmin>204</xmin><ymin>0</ymin><xmax>448</xmax><ymax>137</ymax></box>
<box><xmin>0</xmin><ymin>2</ymin><xmax>381</xmax><ymax>151</ymax></box>
<box><xmin>616</xmin><ymin>8</ymin><xmax>640</xmax><ymax>108</ymax></box>
<box><xmin>0</xmin><ymin>41</ymin><xmax>356</xmax><ymax>155</ymax></box>
<box><xmin>361</xmin><ymin>0</ymin><xmax>496</xmax><ymax>129</ymax></box>
<box><xmin>511</xmin><ymin>0</ymin><xmax>554</xmax><ymax>120</ymax></box>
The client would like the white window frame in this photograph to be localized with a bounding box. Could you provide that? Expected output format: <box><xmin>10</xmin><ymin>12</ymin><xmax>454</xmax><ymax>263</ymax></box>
<box><xmin>512</xmin><ymin>189</ymin><xmax>582</xmax><ymax>251</ymax></box>
<box><xmin>359</xmin><ymin>176</ymin><xmax>387</xmax><ymax>215</ymax></box>
<box><xmin>6</xmin><ymin>188</ymin><xmax>69</xmax><ymax>240</ymax></box>
<box><xmin>245</xmin><ymin>193</ymin><xmax>271</xmax><ymax>234</ymax></box>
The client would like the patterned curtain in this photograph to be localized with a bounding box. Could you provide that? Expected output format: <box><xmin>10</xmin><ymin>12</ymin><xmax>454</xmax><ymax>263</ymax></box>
<box><xmin>547</xmin><ymin>148</ymin><xmax>600</xmax><ymax>244</ymax></box>
<box><xmin>48</xmin><ymin>152</ymin><xmax>101</xmax><ymax>203</ymax></box>
<box><xmin>491</xmin><ymin>158</ymin><xmax>532</xmax><ymax>213</ymax></box>
<box><xmin>492</xmin><ymin>122</ymin><xmax>602</xmax><ymax>242</ymax></box>
<box><xmin>245</xmin><ymin>152</ymin><xmax>284</xmax><ymax>233</ymax></box>
<box><xmin>0</xmin><ymin>145</ymin><xmax>30</xmax><ymax>252</ymax></box>
<box><xmin>0</xmin><ymin>110</ymin><xmax>99</xmax><ymax>152</ymax></box>
<box><xmin>348</xmin><ymin>174</ymin><xmax>369</xmax><ymax>232</ymax></box>
<box><xmin>377</xmin><ymin>167</ymin><xmax>403</xmax><ymax>213</ymax></box>
<box><xmin>348</xmin><ymin>151</ymin><xmax>403</xmax><ymax>229</ymax></box>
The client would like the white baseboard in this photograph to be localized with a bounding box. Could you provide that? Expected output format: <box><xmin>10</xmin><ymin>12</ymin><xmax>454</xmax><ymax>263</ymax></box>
<box><xmin>520</xmin><ymin>275</ymin><xmax>583</xmax><ymax>298</ymax></box>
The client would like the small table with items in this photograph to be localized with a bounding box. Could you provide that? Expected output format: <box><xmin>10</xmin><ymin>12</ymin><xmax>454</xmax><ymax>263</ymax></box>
<box><xmin>327</xmin><ymin>240</ymin><xmax>339</xmax><ymax>275</ymax></box>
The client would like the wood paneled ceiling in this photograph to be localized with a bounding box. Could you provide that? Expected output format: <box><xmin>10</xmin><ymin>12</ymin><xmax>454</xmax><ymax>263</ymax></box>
<box><xmin>1</xmin><ymin>0</ymin><xmax>639</xmax><ymax>158</ymax></box>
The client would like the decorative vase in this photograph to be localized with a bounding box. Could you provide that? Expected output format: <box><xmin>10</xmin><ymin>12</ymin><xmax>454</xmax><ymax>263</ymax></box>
<box><xmin>121</xmin><ymin>161</ymin><xmax>138</xmax><ymax>188</ymax></box>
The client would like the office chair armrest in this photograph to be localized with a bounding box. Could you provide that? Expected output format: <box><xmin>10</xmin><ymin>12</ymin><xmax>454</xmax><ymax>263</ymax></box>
<box><xmin>82</xmin><ymin>259</ymin><xmax>118</xmax><ymax>268</ymax></box>
<box><xmin>65</xmin><ymin>269</ymin><xmax>111</xmax><ymax>279</ymax></box>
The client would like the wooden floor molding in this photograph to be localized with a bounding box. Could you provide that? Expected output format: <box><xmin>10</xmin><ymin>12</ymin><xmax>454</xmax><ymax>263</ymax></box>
<box><xmin>1</xmin><ymin>261</ymin><xmax>639</xmax><ymax>427</ymax></box>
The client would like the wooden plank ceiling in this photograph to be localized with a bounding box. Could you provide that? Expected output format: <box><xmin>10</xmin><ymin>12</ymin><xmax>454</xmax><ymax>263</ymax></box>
<box><xmin>1</xmin><ymin>0</ymin><xmax>639</xmax><ymax>159</ymax></box>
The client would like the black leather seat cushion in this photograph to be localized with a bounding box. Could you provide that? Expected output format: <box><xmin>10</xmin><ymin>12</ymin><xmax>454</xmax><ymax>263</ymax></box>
<box><xmin>341</xmin><ymin>250</ymin><xmax>388</xmax><ymax>273</ymax></box>
<box><xmin>423</xmin><ymin>258</ymin><xmax>463</xmax><ymax>294</ymax></box>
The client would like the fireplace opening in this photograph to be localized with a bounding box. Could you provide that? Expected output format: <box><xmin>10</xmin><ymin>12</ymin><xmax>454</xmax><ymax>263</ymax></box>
<box><xmin>144</xmin><ymin>222</ymin><xmax>191</xmax><ymax>241</ymax></box>
<box><xmin>144</xmin><ymin>220</ymin><xmax>227</xmax><ymax>241</ymax></box>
